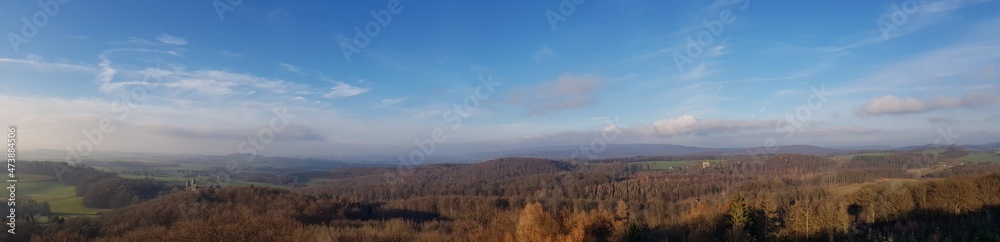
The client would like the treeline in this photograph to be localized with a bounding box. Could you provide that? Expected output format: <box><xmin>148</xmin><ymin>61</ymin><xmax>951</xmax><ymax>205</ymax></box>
<box><xmin>29</xmin><ymin>170</ymin><xmax>1000</xmax><ymax>241</ymax></box>
<box><xmin>923</xmin><ymin>163</ymin><xmax>1000</xmax><ymax>178</ymax></box>
<box><xmin>847</xmin><ymin>153</ymin><xmax>936</xmax><ymax>169</ymax></box>
<box><xmin>19</xmin><ymin>161</ymin><xmax>172</xmax><ymax>209</ymax></box>
<box><xmin>577</xmin><ymin>154</ymin><xmax>722</xmax><ymax>163</ymax></box>
<box><xmin>299</xmin><ymin>157</ymin><xmax>585</xmax><ymax>201</ymax></box>
<box><xmin>18</xmin><ymin>150</ymin><xmax>1000</xmax><ymax>241</ymax></box>
<box><xmin>32</xmin><ymin>186</ymin><xmax>444</xmax><ymax>241</ymax></box>
<box><xmin>238</xmin><ymin>172</ymin><xmax>302</xmax><ymax>186</ymax></box>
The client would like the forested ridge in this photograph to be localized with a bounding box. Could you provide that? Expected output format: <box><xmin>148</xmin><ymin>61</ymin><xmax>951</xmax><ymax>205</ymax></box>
<box><xmin>12</xmin><ymin>148</ymin><xmax>1000</xmax><ymax>241</ymax></box>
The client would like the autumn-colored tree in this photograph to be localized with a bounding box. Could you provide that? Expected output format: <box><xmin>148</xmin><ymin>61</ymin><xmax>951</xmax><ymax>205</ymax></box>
<box><xmin>561</xmin><ymin>209</ymin><xmax>613</xmax><ymax>242</ymax></box>
<box><xmin>515</xmin><ymin>202</ymin><xmax>560</xmax><ymax>242</ymax></box>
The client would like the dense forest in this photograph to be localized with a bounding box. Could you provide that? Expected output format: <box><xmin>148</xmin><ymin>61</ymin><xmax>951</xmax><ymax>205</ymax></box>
<box><xmin>11</xmin><ymin>148</ymin><xmax>1000</xmax><ymax>241</ymax></box>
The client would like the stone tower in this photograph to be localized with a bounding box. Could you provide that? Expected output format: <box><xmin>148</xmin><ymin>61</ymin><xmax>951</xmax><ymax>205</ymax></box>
<box><xmin>186</xmin><ymin>177</ymin><xmax>198</xmax><ymax>190</ymax></box>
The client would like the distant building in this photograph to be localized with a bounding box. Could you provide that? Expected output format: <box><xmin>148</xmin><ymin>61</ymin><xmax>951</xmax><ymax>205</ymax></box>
<box><xmin>185</xmin><ymin>177</ymin><xmax>206</xmax><ymax>191</ymax></box>
<box><xmin>702</xmin><ymin>161</ymin><xmax>710</xmax><ymax>169</ymax></box>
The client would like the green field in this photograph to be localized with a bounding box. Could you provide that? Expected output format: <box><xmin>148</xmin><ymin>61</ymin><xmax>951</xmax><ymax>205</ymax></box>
<box><xmin>958</xmin><ymin>153</ymin><xmax>1000</xmax><ymax>163</ymax></box>
<box><xmin>632</xmin><ymin>160</ymin><xmax>726</xmax><ymax>171</ymax></box>
<box><xmin>3</xmin><ymin>174</ymin><xmax>109</xmax><ymax>216</ymax></box>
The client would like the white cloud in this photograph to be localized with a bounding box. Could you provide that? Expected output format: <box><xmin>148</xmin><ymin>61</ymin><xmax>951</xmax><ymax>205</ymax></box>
<box><xmin>533</xmin><ymin>46</ymin><xmax>554</xmax><ymax>63</ymax></box>
<box><xmin>643</xmin><ymin>114</ymin><xmax>698</xmax><ymax>136</ymax></box>
<box><xmin>97</xmin><ymin>58</ymin><xmax>119</xmax><ymax>93</ymax></box>
<box><xmin>633</xmin><ymin>114</ymin><xmax>776</xmax><ymax>137</ymax></box>
<box><xmin>0</xmin><ymin>57</ymin><xmax>97</xmax><ymax>73</ymax></box>
<box><xmin>220</xmin><ymin>51</ymin><xmax>242</xmax><ymax>57</ymax></box>
<box><xmin>380</xmin><ymin>97</ymin><xmax>408</xmax><ymax>106</ymax></box>
<box><xmin>163</xmin><ymin>79</ymin><xmax>236</xmax><ymax>95</ymax></box>
<box><xmin>858</xmin><ymin>92</ymin><xmax>1000</xmax><ymax>116</ymax></box>
<box><xmin>156</xmin><ymin>34</ymin><xmax>188</xmax><ymax>45</ymax></box>
<box><xmin>919</xmin><ymin>0</ymin><xmax>987</xmax><ymax>14</ymax></box>
<box><xmin>278</xmin><ymin>63</ymin><xmax>303</xmax><ymax>74</ymax></box>
<box><xmin>680</xmin><ymin>62</ymin><xmax>713</xmax><ymax>80</ymax></box>
<box><xmin>857</xmin><ymin>95</ymin><xmax>927</xmax><ymax>115</ymax></box>
<box><xmin>124</xmin><ymin>37</ymin><xmax>159</xmax><ymax>45</ymax></box>
<box><xmin>25</xmin><ymin>54</ymin><xmax>45</xmax><ymax>62</ymax></box>
<box><xmin>323</xmin><ymin>82</ymin><xmax>370</xmax><ymax>98</ymax></box>
<box><xmin>93</xmin><ymin>52</ymin><xmax>305</xmax><ymax>97</ymax></box>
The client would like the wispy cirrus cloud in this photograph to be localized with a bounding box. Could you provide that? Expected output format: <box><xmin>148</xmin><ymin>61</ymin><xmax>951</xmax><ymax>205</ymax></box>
<box><xmin>278</xmin><ymin>63</ymin><xmax>303</xmax><ymax>74</ymax></box>
<box><xmin>156</xmin><ymin>34</ymin><xmax>188</xmax><ymax>45</ymax></box>
<box><xmin>380</xmin><ymin>97</ymin><xmax>408</xmax><ymax>106</ymax></box>
<box><xmin>323</xmin><ymin>82</ymin><xmax>370</xmax><ymax>98</ymax></box>
<box><xmin>533</xmin><ymin>46</ymin><xmax>555</xmax><ymax>63</ymax></box>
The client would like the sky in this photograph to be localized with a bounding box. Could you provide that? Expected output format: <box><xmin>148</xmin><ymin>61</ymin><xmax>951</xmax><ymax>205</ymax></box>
<box><xmin>1</xmin><ymin>0</ymin><xmax>998</xmax><ymax>158</ymax></box>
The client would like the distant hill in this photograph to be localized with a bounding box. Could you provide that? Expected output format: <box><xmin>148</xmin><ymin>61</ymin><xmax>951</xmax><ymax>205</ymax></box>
<box><xmin>462</xmin><ymin>144</ymin><xmax>848</xmax><ymax>160</ymax></box>
<box><xmin>964</xmin><ymin>142</ymin><xmax>1000</xmax><ymax>152</ymax></box>
<box><xmin>740</xmin><ymin>145</ymin><xmax>850</xmax><ymax>155</ymax></box>
<box><xmin>899</xmin><ymin>142</ymin><xmax>1000</xmax><ymax>152</ymax></box>
<box><xmin>19</xmin><ymin>150</ymin><xmax>354</xmax><ymax>170</ymax></box>
<box><xmin>22</xmin><ymin>141</ymin><xmax>998</xmax><ymax>165</ymax></box>
<box><xmin>461</xmin><ymin>144</ymin><xmax>717</xmax><ymax>160</ymax></box>
<box><xmin>823</xmin><ymin>145</ymin><xmax>899</xmax><ymax>150</ymax></box>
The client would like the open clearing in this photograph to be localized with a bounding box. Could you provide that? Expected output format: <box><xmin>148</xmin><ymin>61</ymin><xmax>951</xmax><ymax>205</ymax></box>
<box><xmin>958</xmin><ymin>153</ymin><xmax>1000</xmax><ymax>163</ymax></box>
<box><xmin>4</xmin><ymin>174</ymin><xmax>109</xmax><ymax>216</ymax></box>
<box><xmin>828</xmin><ymin>178</ymin><xmax>922</xmax><ymax>196</ymax></box>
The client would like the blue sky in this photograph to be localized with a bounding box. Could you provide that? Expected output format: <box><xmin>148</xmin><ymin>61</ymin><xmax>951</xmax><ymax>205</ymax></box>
<box><xmin>1</xmin><ymin>0</ymin><xmax>998</xmax><ymax>157</ymax></box>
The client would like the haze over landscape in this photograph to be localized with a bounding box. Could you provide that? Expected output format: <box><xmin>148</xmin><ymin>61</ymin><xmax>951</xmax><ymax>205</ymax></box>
<box><xmin>2</xmin><ymin>1</ymin><xmax>998</xmax><ymax>158</ymax></box>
